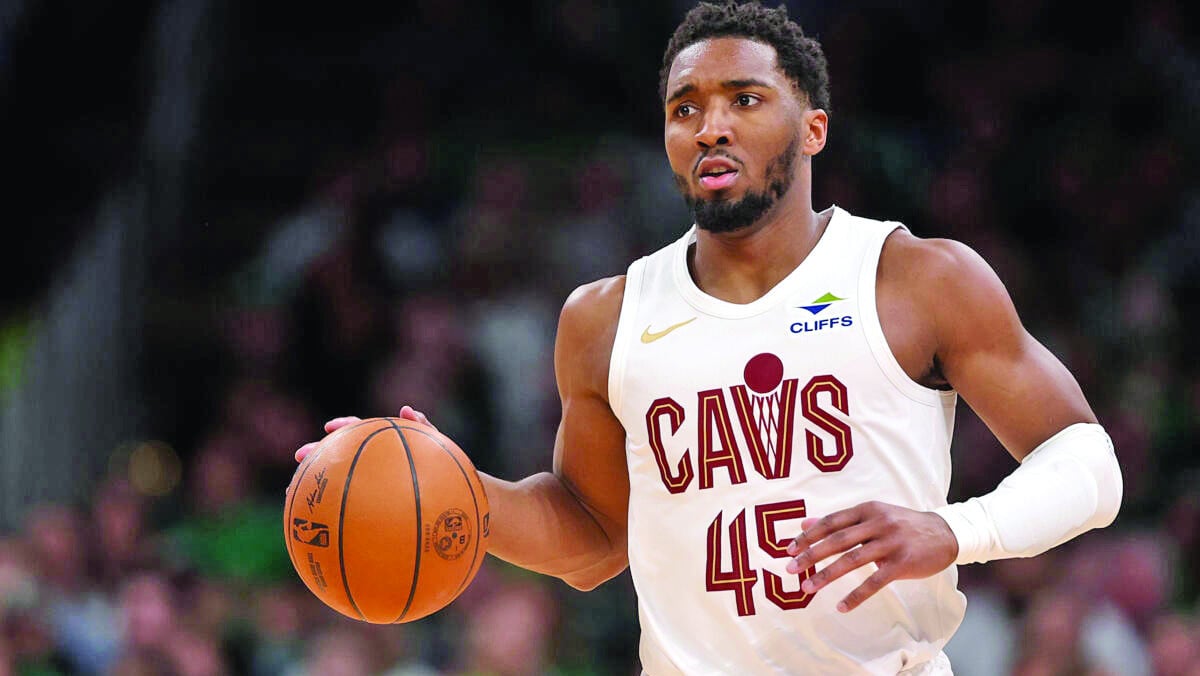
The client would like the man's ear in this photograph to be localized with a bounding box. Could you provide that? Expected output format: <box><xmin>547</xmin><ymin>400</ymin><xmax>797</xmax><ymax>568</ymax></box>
<box><xmin>802</xmin><ymin>108</ymin><xmax>828</xmax><ymax>156</ymax></box>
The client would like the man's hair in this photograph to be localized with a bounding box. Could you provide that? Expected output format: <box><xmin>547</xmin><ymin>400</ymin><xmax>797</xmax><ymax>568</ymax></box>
<box><xmin>659</xmin><ymin>1</ymin><xmax>830</xmax><ymax>113</ymax></box>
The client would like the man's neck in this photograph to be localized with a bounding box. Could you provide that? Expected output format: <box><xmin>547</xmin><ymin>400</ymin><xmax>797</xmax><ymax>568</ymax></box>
<box><xmin>689</xmin><ymin>195</ymin><xmax>831</xmax><ymax>305</ymax></box>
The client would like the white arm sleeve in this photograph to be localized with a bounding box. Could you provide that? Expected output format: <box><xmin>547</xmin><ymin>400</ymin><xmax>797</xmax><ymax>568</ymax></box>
<box><xmin>934</xmin><ymin>423</ymin><xmax>1123</xmax><ymax>565</ymax></box>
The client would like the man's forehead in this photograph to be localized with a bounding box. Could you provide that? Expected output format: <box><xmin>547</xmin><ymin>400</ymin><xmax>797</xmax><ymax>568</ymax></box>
<box><xmin>667</xmin><ymin>37</ymin><xmax>782</xmax><ymax>88</ymax></box>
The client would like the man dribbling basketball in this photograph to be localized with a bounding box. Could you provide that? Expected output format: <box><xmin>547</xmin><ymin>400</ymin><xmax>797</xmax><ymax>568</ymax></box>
<box><xmin>297</xmin><ymin>2</ymin><xmax>1123</xmax><ymax>673</ymax></box>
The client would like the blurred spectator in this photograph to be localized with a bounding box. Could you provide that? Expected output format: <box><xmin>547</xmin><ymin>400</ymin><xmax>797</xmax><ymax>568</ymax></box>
<box><xmin>366</xmin><ymin>293</ymin><xmax>496</xmax><ymax>465</ymax></box>
<box><xmin>163</xmin><ymin>432</ymin><xmax>292</xmax><ymax>584</ymax></box>
<box><xmin>247</xmin><ymin>586</ymin><xmax>305</xmax><ymax>676</ymax></box>
<box><xmin>89</xmin><ymin>478</ymin><xmax>154</xmax><ymax>588</ymax></box>
<box><xmin>221</xmin><ymin>377</ymin><xmax>316</xmax><ymax>474</ymax></box>
<box><xmin>118</xmin><ymin>572</ymin><xmax>176</xmax><ymax>656</ymax></box>
<box><xmin>1</xmin><ymin>2</ymin><xmax>1197</xmax><ymax>674</ymax></box>
<box><xmin>25</xmin><ymin>505</ymin><xmax>119</xmax><ymax>674</ymax></box>
<box><xmin>1149</xmin><ymin>613</ymin><xmax>1200</xmax><ymax>676</ymax></box>
<box><xmin>288</xmin><ymin>626</ymin><xmax>374</xmax><ymax>676</ymax></box>
<box><xmin>460</xmin><ymin>580</ymin><xmax>559</xmax><ymax>676</ymax></box>
<box><xmin>162</xmin><ymin>628</ymin><xmax>228</xmax><ymax>676</ymax></box>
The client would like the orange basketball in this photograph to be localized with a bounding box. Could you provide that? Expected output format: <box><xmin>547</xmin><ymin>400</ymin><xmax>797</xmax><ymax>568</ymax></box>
<box><xmin>284</xmin><ymin>417</ymin><xmax>490</xmax><ymax>623</ymax></box>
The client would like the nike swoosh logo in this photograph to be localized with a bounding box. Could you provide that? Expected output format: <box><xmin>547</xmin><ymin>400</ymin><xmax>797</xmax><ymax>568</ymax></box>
<box><xmin>641</xmin><ymin>317</ymin><xmax>697</xmax><ymax>344</ymax></box>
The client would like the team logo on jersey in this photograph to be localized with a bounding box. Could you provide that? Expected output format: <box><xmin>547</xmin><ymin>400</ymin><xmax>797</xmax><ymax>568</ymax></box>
<box><xmin>643</xmin><ymin>352</ymin><xmax>855</xmax><ymax>495</ymax></box>
<box><xmin>792</xmin><ymin>292</ymin><xmax>852</xmax><ymax>334</ymax></box>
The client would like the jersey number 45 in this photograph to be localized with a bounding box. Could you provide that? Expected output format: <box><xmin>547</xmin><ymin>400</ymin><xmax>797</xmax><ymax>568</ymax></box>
<box><xmin>707</xmin><ymin>499</ymin><xmax>815</xmax><ymax>616</ymax></box>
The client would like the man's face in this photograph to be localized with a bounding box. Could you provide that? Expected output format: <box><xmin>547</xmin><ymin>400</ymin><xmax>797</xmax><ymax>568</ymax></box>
<box><xmin>663</xmin><ymin>38</ymin><xmax>805</xmax><ymax>233</ymax></box>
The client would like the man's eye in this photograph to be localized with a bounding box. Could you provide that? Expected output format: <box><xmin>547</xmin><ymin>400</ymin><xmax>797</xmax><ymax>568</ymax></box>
<box><xmin>676</xmin><ymin>104</ymin><xmax>695</xmax><ymax>117</ymax></box>
<box><xmin>735</xmin><ymin>94</ymin><xmax>758</xmax><ymax>106</ymax></box>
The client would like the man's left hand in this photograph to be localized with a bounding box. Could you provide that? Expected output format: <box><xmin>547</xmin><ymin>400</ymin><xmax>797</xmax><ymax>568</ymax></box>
<box><xmin>786</xmin><ymin>501</ymin><xmax>959</xmax><ymax>613</ymax></box>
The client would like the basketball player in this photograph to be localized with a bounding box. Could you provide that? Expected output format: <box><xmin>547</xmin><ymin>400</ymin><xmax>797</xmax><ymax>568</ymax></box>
<box><xmin>296</xmin><ymin>2</ymin><xmax>1123</xmax><ymax>673</ymax></box>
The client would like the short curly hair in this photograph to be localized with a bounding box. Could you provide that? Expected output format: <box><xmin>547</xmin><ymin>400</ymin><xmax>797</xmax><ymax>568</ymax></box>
<box><xmin>659</xmin><ymin>1</ymin><xmax>830</xmax><ymax>113</ymax></box>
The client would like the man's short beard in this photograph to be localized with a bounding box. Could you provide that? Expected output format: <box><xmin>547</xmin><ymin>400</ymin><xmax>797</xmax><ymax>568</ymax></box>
<box><xmin>677</xmin><ymin>137</ymin><xmax>799</xmax><ymax>234</ymax></box>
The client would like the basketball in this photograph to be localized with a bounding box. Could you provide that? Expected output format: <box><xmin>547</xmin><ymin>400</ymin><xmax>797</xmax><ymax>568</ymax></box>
<box><xmin>284</xmin><ymin>417</ymin><xmax>490</xmax><ymax>623</ymax></box>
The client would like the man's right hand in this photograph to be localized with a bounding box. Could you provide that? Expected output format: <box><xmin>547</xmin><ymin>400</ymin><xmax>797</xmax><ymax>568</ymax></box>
<box><xmin>293</xmin><ymin>405</ymin><xmax>436</xmax><ymax>463</ymax></box>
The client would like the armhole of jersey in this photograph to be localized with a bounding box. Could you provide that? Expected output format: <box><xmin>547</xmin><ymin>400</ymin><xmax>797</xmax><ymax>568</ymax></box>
<box><xmin>857</xmin><ymin>224</ymin><xmax>958</xmax><ymax>408</ymax></box>
<box><xmin>608</xmin><ymin>257</ymin><xmax>647</xmax><ymax>414</ymax></box>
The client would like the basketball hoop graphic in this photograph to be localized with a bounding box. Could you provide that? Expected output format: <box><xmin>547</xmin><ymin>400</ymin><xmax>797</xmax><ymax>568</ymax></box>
<box><xmin>731</xmin><ymin>353</ymin><xmax>797</xmax><ymax>480</ymax></box>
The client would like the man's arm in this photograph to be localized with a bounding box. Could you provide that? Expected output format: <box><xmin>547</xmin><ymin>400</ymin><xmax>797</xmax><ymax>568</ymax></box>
<box><xmin>481</xmin><ymin>277</ymin><xmax>631</xmax><ymax>590</ymax></box>
<box><xmin>920</xmin><ymin>238</ymin><xmax>1097</xmax><ymax>458</ymax></box>
<box><xmin>786</xmin><ymin>232</ymin><xmax>1121</xmax><ymax>611</ymax></box>
<box><xmin>298</xmin><ymin>278</ymin><xmax>631</xmax><ymax>592</ymax></box>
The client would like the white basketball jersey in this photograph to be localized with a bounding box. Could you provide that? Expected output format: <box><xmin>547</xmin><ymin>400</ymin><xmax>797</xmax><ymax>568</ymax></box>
<box><xmin>608</xmin><ymin>207</ymin><xmax>966</xmax><ymax>675</ymax></box>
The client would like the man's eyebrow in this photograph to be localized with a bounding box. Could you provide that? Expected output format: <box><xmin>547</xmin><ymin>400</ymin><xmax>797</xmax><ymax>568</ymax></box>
<box><xmin>722</xmin><ymin>78</ymin><xmax>774</xmax><ymax>90</ymax></box>
<box><xmin>666</xmin><ymin>83</ymin><xmax>696</xmax><ymax>104</ymax></box>
<box><xmin>667</xmin><ymin>78</ymin><xmax>776</xmax><ymax>104</ymax></box>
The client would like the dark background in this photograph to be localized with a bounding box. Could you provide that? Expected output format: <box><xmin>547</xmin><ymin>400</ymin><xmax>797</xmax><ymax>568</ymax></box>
<box><xmin>0</xmin><ymin>1</ymin><xmax>1197</xmax><ymax>674</ymax></box>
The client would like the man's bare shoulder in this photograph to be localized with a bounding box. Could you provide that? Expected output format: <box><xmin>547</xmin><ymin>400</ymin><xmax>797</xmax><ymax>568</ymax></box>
<box><xmin>881</xmin><ymin>229</ymin><xmax>985</xmax><ymax>277</ymax></box>
<box><xmin>560</xmin><ymin>276</ymin><xmax>627</xmax><ymax>332</ymax></box>
<box><xmin>880</xmin><ymin>228</ymin><xmax>1026</xmax><ymax>371</ymax></box>
<box><xmin>556</xmin><ymin>276</ymin><xmax>627</xmax><ymax>398</ymax></box>
<box><xmin>880</xmin><ymin>230</ymin><xmax>1010</xmax><ymax>307</ymax></box>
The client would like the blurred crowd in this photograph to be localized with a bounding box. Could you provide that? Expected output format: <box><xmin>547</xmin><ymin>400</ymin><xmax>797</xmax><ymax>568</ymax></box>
<box><xmin>2</xmin><ymin>0</ymin><xmax>1199</xmax><ymax>674</ymax></box>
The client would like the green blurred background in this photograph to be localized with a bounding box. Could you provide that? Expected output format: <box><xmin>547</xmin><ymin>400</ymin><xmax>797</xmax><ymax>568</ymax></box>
<box><xmin>0</xmin><ymin>1</ymin><xmax>1197</xmax><ymax>674</ymax></box>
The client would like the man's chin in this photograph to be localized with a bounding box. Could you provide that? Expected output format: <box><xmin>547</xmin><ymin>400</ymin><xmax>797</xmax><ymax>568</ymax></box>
<box><xmin>693</xmin><ymin>188</ymin><xmax>739</xmax><ymax>203</ymax></box>
<box><xmin>689</xmin><ymin>189</ymin><xmax>776</xmax><ymax>234</ymax></box>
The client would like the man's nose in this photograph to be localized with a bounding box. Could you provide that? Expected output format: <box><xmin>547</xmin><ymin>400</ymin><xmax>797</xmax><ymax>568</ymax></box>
<box><xmin>695</xmin><ymin>108</ymin><xmax>734</xmax><ymax>148</ymax></box>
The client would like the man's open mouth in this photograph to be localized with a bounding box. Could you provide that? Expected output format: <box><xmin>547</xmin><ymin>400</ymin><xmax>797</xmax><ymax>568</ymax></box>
<box><xmin>699</xmin><ymin>168</ymin><xmax>739</xmax><ymax>190</ymax></box>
